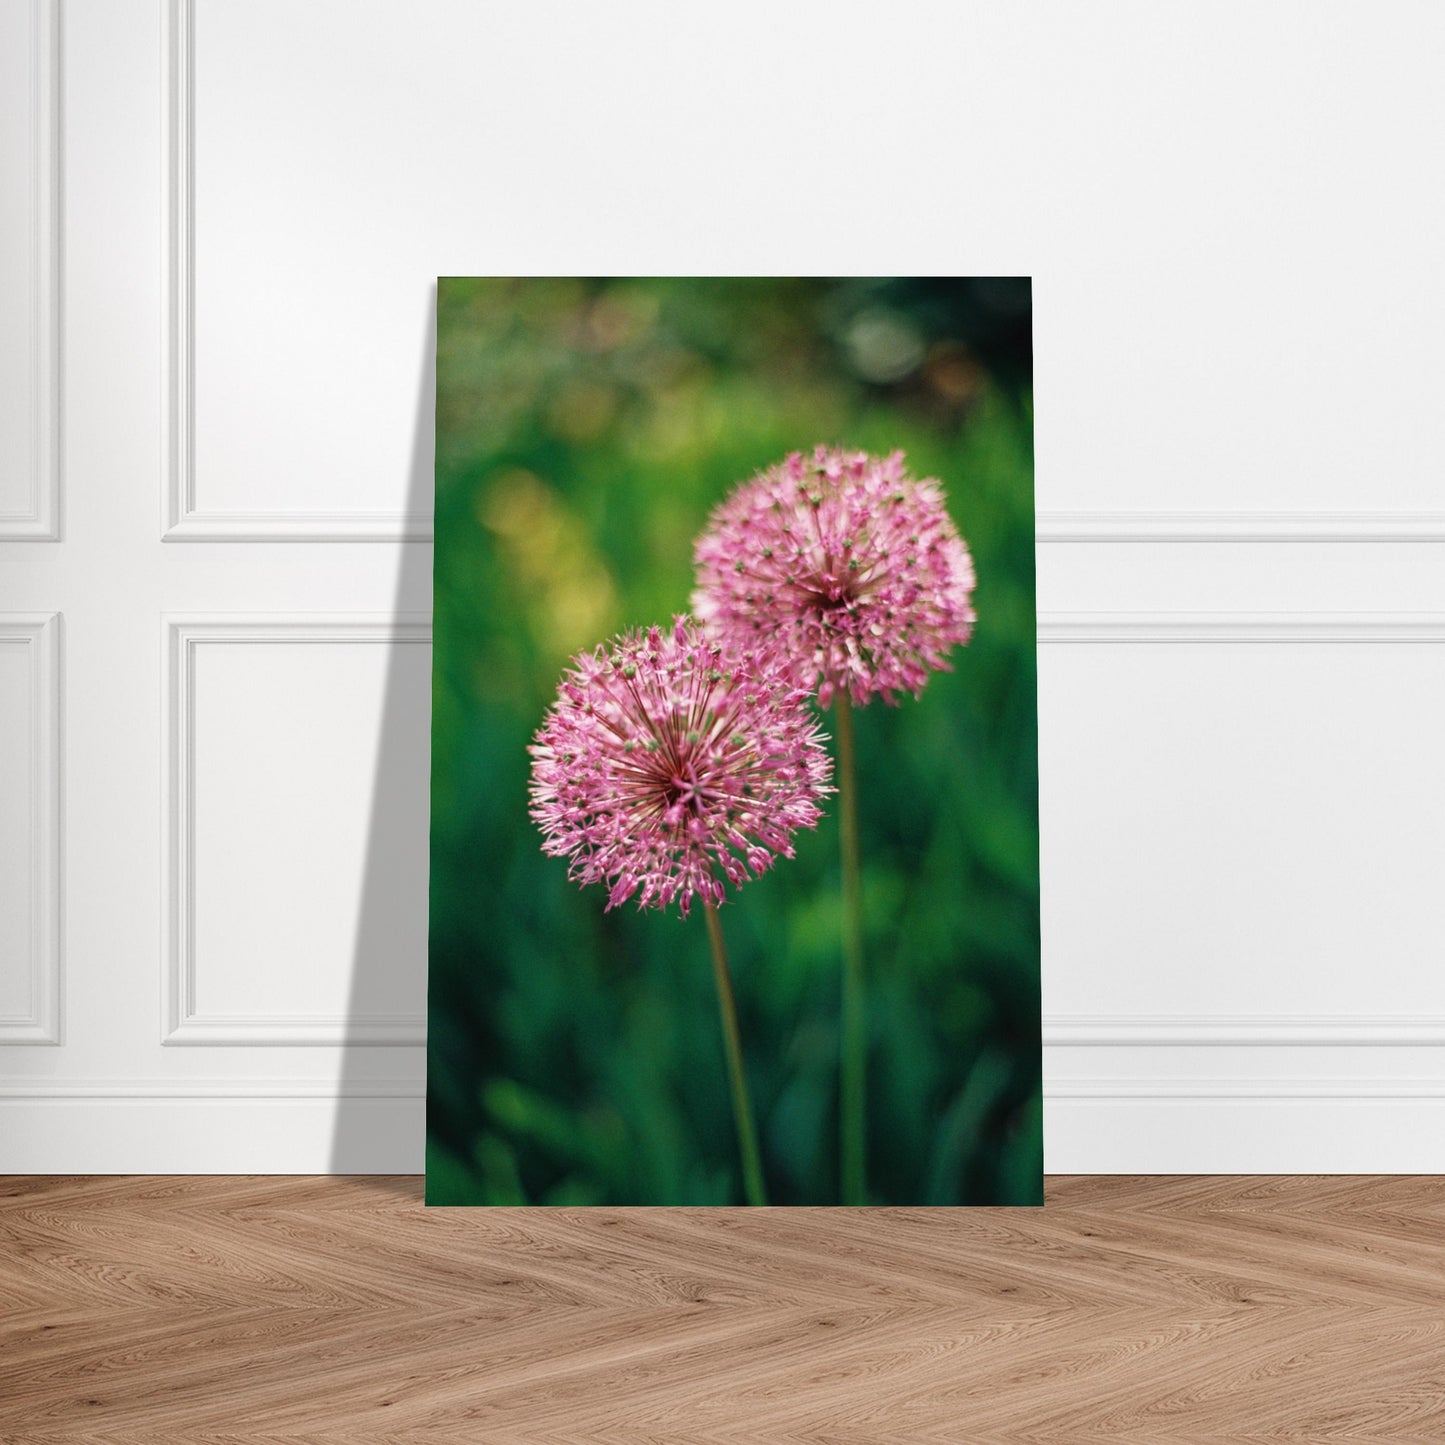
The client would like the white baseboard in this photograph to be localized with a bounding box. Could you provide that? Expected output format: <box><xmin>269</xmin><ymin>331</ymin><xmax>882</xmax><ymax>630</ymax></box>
<box><xmin>0</xmin><ymin>1094</ymin><xmax>424</xmax><ymax>1173</ymax></box>
<box><xmin>5</xmin><ymin>1089</ymin><xmax>1444</xmax><ymax>1175</ymax></box>
<box><xmin>1044</xmin><ymin>1094</ymin><xmax>1445</xmax><ymax>1173</ymax></box>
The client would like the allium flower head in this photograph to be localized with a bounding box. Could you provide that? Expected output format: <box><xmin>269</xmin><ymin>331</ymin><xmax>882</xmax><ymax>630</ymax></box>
<box><xmin>529</xmin><ymin>618</ymin><xmax>833</xmax><ymax>918</ymax></box>
<box><xmin>693</xmin><ymin>447</ymin><xmax>976</xmax><ymax>706</ymax></box>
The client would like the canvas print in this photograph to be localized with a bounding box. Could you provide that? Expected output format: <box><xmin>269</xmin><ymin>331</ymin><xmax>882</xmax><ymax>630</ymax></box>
<box><xmin>427</xmin><ymin>278</ymin><xmax>1039</xmax><ymax>1205</ymax></box>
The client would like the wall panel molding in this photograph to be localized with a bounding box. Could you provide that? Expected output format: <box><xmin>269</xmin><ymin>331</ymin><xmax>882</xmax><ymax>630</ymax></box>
<box><xmin>1047</xmin><ymin>1079</ymin><xmax>1445</xmax><ymax>1099</ymax></box>
<box><xmin>1036</xmin><ymin>512</ymin><xmax>1445</xmax><ymax>543</ymax></box>
<box><xmin>160</xmin><ymin>0</ymin><xmax>431</xmax><ymax>543</ymax></box>
<box><xmin>155</xmin><ymin>0</ymin><xmax>1434</xmax><ymax>552</ymax></box>
<box><xmin>161</xmin><ymin>614</ymin><xmax>430</xmax><ymax>1046</ymax></box>
<box><xmin>1037</xmin><ymin>610</ymin><xmax>1445</xmax><ymax>644</ymax></box>
<box><xmin>2</xmin><ymin>0</ymin><xmax>60</xmax><ymax>541</ymax></box>
<box><xmin>1044</xmin><ymin>1017</ymin><xmax>1445</xmax><ymax>1047</ymax></box>
<box><xmin>0</xmin><ymin>614</ymin><xmax>61</xmax><ymax>1043</ymax></box>
<box><xmin>1040</xmin><ymin>609</ymin><xmax>1445</xmax><ymax>1050</ymax></box>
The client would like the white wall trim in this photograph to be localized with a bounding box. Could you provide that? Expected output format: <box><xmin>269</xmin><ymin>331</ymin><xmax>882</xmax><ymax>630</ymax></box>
<box><xmin>1042</xmin><ymin>1096</ymin><xmax>1445</xmax><ymax>1174</ymax></box>
<box><xmin>1044</xmin><ymin>1017</ymin><xmax>1445</xmax><ymax>1047</ymax></box>
<box><xmin>1036</xmin><ymin>512</ymin><xmax>1445</xmax><ymax>542</ymax></box>
<box><xmin>162</xmin><ymin>512</ymin><xmax>437</xmax><ymax>543</ymax></box>
<box><xmin>160</xmin><ymin>0</ymin><xmax>192</xmax><ymax>542</ymax></box>
<box><xmin>1047</xmin><ymin>1078</ymin><xmax>1445</xmax><ymax>1099</ymax></box>
<box><xmin>0</xmin><ymin>1077</ymin><xmax>424</xmax><ymax>1098</ymax></box>
<box><xmin>159</xmin><ymin>0</ymin><xmax>432</xmax><ymax>544</ymax></box>
<box><xmin>0</xmin><ymin>614</ymin><xmax>61</xmax><ymax>1044</ymax></box>
<box><xmin>2</xmin><ymin>0</ymin><xmax>60</xmax><ymax>541</ymax></box>
<box><xmin>21</xmin><ymin>1079</ymin><xmax>1444</xmax><ymax>1103</ymax></box>
<box><xmin>4</xmin><ymin>1086</ymin><xmax>1441</xmax><ymax>1176</ymax></box>
<box><xmin>1037</xmin><ymin>610</ymin><xmax>1445</xmax><ymax>644</ymax></box>
<box><xmin>7</xmin><ymin>1077</ymin><xmax>1435</xmax><ymax>1103</ymax></box>
<box><xmin>0</xmin><ymin>1096</ymin><xmax>424</xmax><ymax>1173</ymax></box>
<box><xmin>163</xmin><ymin>1014</ymin><xmax>429</xmax><ymax>1046</ymax></box>
<box><xmin>161</xmin><ymin>614</ymin><xmax>431</xmax><ymax>1046</ymax></box>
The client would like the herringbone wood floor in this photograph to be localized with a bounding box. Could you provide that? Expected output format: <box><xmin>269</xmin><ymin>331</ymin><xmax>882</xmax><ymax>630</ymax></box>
<box><xmin>2</xmin><ymin>1177</ymin><xmax>1443</xmax><ymax>1443</ymax></box>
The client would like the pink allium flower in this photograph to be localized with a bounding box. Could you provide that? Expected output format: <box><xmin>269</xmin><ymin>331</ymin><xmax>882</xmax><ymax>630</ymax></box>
<box><xmin>692</xmin><ymin>447</ymin><xmax>976</xmax><ymax>707</ymax></box>
<box><xmin>529</xmin><ymin>618</ymin><xmax>833</xmax><ymax>919</ymax></box>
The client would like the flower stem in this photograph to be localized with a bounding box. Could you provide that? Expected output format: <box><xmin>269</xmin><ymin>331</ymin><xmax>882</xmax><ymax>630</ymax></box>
<box><xmin>702</xmin><ymin>903</ymin><xmax>768</xmax><ymax>1206</ymax></box>
<box><xmin>834</xmin><ymin>692</ymin><xmax>867</xmax><ymax>1206</ymax></box>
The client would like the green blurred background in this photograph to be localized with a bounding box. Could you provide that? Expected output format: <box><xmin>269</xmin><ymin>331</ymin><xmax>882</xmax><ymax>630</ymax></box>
<box><xmin>427</xmin><ymin>278</ymin><xmax>1039</xmax><ymax>1205</ymax></box>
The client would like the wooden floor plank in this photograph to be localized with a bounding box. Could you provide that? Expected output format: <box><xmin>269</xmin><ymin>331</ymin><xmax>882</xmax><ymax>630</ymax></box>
<box><xmin>2</xmin><ymin>1176</ymin><xmax>1444</xmax><ymax>1443</ymax></box>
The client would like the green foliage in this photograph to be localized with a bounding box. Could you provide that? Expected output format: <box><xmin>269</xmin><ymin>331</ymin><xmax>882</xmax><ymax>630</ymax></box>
<box><xmin>427</xmin><ymin>277</ymin><xmax>1040</xmax><ymax>1205</ymax></box>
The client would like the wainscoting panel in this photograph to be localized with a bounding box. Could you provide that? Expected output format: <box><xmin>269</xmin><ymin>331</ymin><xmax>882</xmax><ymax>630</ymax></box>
<box><xmin>162</xmin><ymin>617</ymin><xmax>431</xmax><ymax>1046</ymax></box>
<box><xmin>2</xmin><ymin>0</ymin><xmax>1443</xmax><ymax>1171</ymax></box>
<box><xmin>0</xmin><ymin>0</ymin><xmax>59</xmax><ymax>540</ymax></box>
<box><xmin>0</xmin><ymin>614</ymin><xmax>60</xmax><ymax>1044</ymax></box>
<box><xmin>1039</xmin><ymin>613</ymin><xmax>1445</xmax><ymax>1029</ymax></box>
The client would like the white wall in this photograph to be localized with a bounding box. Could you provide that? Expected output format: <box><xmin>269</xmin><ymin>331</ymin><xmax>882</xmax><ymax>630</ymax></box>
<box><xmin>2</xmin><ymin>0</ymin><xmax>1443</xmax><ymax>1172</ymax></box>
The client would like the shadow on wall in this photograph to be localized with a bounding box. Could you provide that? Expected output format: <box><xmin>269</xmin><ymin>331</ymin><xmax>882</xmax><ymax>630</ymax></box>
<box><xmin>329</xmin><ymin>287</ymin><xmax>435</xmax><ymax>1188</ymax></box>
